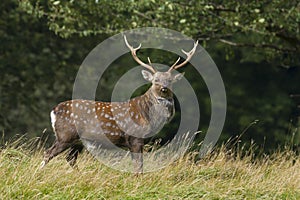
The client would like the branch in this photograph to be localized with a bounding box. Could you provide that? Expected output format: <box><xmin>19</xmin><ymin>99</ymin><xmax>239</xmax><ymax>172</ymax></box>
<box><xmin>219</xmin><ymin>39</ymin><xmax>298</xmax><ymax>53</ymax></box>
<box><xmin>133</xmin><ymin>10</ymin><xmax>157</xmax><ymax>24</ymax></box>
<box><xmin>208</xmin><ymin>3</ymin><xmax>236</xmax><ymax>12</ymax></box>
<box><xmin>197</xmin><ymin>33</ymin><xmax>232</xmax><ymax>41</ymax></box>
<box><xmin>290</xmin><ymin>94</ymin><xmax>300</xmax><ymax>98</ymax></box>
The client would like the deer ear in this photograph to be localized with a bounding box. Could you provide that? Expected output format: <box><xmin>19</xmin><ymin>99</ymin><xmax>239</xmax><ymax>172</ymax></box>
<box><xmin>141</xmin><ymin>70</ymin><xmax>153</xmax><ymax>82</ymax></box>
<box><xmin>173</xmin><ymin>72</ymin><xmax>185</xmax><ymax>82</ymax></box>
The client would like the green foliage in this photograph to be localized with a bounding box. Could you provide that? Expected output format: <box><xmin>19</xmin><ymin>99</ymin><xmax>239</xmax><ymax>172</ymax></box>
<box><xmin>0</xmin><ymin>0</ymin><xmax>102</xmax><ymax>137</ymax></box>
<box><xmin>19</xmin><ymin>0</ymin><xmax>300</xmax><ymax>66</ymax></box>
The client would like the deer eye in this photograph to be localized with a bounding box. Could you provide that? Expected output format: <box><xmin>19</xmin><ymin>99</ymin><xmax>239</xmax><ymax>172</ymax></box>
<box><xmin>160</xmin><ymin>87</ymin><xmax>168</xmax><ymax>93</ymax></box>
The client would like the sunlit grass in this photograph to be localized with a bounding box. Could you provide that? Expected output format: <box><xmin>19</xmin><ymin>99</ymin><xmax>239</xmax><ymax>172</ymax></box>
<box><xmin>0</xmin><ymin>136</ymin><xmax>299</xmax><ymax>199</ymax></box>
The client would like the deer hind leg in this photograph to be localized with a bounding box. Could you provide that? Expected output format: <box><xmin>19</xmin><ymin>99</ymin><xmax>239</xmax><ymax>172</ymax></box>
<box><xmin>41</xmin><ymin>109</ymin><xmax>80</xmax><ymax>168</ymax></box>
<box><xmin>40</xmin><ymin>140</ymin><xmax>73</xmax><ymax>168</ymax></box>
<box><xmin>65</xmin><ymin>143</ymin><xmax>84</xmax><ymax>168</ymax></box>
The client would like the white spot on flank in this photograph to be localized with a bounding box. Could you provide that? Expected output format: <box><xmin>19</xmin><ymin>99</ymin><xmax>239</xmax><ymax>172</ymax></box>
<box><xmin>125</xmin><ymin>118</ymin><xmax>130</xmax><ymax>124</ymax></box>
<box><xmin>76</xmin><ymin>103</ymin><xmax>79</xmax><ymax>107</ymax></box>
<box><xmin>50</xmin><ymin>111</ymin><xmax>56</xmax><ymax>130</ymax></box>
<box><xmin>117</xmin><ymin>121</ymin><xmax>125</xmax><ymax>128</ymax></box>
<box><xmin>105</xmin><ymin>114</ymin><xmax>110</xmax><ymax>118</ymax></box>
<box><xmin>114</xmin><ymin>114</ymin><xmax>119</xmax><ymax>119</ymax></box>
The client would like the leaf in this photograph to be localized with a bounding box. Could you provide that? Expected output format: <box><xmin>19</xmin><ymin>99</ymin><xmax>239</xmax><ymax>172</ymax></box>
<box><xmin>179</xmin><ymin>19</ymin><xmax>186</xmax><ymax>24</ymax></box>
<box><xmin>258</xmin><ymin>18</ymin><xmax>265</xmax><ymax>23</ymax></box>
<box><xmin>53</xmin><ymin>1</ymin><xmax>60</xmax><ymax>5</ymax></box>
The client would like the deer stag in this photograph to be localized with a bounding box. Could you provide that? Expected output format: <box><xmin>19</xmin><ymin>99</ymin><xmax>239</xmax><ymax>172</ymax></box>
<box><xmin>41</xmin><ymin>36</ymin><xmax>198</xmax><ymax>173</ymax></box>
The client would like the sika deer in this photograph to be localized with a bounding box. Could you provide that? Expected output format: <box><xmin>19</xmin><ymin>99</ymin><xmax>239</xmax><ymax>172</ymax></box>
<box><xmin>41</xmin><ymin>36</ymin><xmax>198</xmax><ymax>173</ymax></box>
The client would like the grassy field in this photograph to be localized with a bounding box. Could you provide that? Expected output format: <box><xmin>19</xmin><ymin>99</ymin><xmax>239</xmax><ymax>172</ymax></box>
<box><xmin>0</xmin><ymin>137</ymin><xmax>299</xmax><ymax>200</ymax></box>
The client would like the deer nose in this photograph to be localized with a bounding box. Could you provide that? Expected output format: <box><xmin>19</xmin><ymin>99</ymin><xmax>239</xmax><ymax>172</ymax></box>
<box><xmin>160</xmin><ymin>87</ymin><xmax>168</xmax><ymax>93</ymax></box>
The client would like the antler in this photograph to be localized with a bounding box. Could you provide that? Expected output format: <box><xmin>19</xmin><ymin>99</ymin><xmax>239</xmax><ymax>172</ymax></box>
<box><xmin>168</xmin><ymin>40</ymin><xmax>198</xmax><ymax>72</ymax></box>
<box><xmin>124</xmin><ymin>35</ymin><xmax>156</xmax><ymax>73</ymax></box>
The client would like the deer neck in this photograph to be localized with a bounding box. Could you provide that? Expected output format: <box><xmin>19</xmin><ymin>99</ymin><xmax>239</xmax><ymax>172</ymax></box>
<box><xmin>139</xmin><ymin>88</ymin><xmax>175</xmax><ymax>121</ymax></box>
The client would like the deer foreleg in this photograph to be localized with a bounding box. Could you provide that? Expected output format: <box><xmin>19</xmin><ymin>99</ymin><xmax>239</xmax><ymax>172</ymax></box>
<box><xmin>129</xmin><ymin>137</ymin><xmax>144</xmax><ymax>174</ymax></box>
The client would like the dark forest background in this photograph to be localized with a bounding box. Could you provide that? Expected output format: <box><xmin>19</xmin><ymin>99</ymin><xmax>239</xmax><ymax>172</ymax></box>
<box><xmin>1</xmin><ymin>0</ymin><xmax>300</xmax><ymax>151</ymax></box>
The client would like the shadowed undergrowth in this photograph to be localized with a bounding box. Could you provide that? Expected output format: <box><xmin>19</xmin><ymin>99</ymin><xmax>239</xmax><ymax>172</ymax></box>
<box><xmin>0</xmin><ymin>136</ymin><xmax>299</xmax><ymax>199</ymax></box>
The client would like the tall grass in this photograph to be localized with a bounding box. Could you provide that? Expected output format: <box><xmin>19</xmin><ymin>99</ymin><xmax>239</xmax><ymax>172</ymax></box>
<box><xmin>0</xmin><ymin>136</ymin><xmax>299</xmax><ymax>199</ymax></box>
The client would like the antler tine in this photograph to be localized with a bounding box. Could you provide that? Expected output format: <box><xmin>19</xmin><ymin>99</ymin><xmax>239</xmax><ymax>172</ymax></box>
<box><xmin>124</xmin><ymin>35</ymin><xmax>156</xmax><ymax>73</ymax></box>
<box><xmin>168</xmin><ymin>40</ymin><xmax>198</xmax><ymax>72</ymax></box>
<box><xmin>147</xmin><ymin>57</ymin><xmax>153</xmax><ymax>66</ymax></box>
<box><xmin>169</xmin><ymin>57</ymin><xmax>181</xmax><ymax>69</ymax></box>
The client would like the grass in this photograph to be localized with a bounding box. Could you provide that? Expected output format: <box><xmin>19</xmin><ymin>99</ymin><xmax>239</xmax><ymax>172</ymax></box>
<box><xmin>0</xmin><ymin>136</ymin><xmax>299</xmax><ymax>199</ymax></box>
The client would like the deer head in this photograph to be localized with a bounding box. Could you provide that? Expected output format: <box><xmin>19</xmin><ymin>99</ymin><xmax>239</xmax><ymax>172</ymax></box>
<box><xmin>124</xmin><ymin>35</ymin><xmax>198</xmax><ymax>100</ymax></box>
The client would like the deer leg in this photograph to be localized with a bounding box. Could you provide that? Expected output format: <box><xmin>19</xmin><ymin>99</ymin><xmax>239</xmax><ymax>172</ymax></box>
<box><xmin>41</xmin><ymin>140</ymin><xmax>72</xmax><ymax>168</ymax></box>
<box><xmin>131</xmin><ymin>151</ymin><xmax>143</xmax><ymax>175</ymax></box>
<box><xmin>66</xmin><ymin>143</ymin><xmax>84</xmax><ymax>168</ymax></box>
<box><xmin>129</xmin><ymin>137</ymin><xmax>144</xmax><ymax>174</ymax></box>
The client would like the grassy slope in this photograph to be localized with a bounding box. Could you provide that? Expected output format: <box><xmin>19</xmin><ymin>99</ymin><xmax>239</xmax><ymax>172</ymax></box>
<box><xmin>0</xmin><ymin>139</ymin><xmax>299</xmax><ymax>200</ymax></box>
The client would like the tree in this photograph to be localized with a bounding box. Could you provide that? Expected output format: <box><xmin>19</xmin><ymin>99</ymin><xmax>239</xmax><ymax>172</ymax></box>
<box><xmin>0</xmin><ymin>0</ymin><xmax>104</xmax><ymax>138</ymax></box>
<box><xmin>19</xmin><ymin>0</ymin><xmax>300</xmax><ymax>66</ymax></box>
